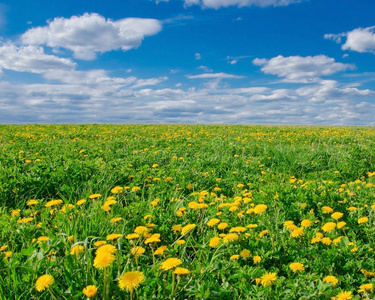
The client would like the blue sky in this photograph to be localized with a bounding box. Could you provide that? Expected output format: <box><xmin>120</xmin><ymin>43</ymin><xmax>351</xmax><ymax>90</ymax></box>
<box><xmin>0</xmin><ymin>0</ymin><xmax>375</xmax><ymax>124</ymax></box>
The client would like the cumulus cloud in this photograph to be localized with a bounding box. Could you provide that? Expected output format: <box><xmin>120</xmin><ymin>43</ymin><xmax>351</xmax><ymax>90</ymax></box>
<box><xmin>184</xmin><ymin>0</ymin><xmax>303</xmax><ymax>9</ymax></box>
<box><xmin>325</xmin><ymin>26</ymin><xmax>375</xmax><ymax>54</ymax></box>
<box><xmin>21</xmin><ymin>13</ymin><xmax>162</xmax><ymax>60</ymax></box>
<box><xmin>187</xmin><ymin>72</ymin><xmax>244</xmax><ymax>79</ymax></box>
<box><xmin>195</xmin><ymin>53</ymin><xmax>202</xmax><ymax>60</ymax></box>
<box><xmin>253</xmin><ymin>55</ymin><xmax>355</xmax><ymax>82</ymax></box>
<box><xmin>0</xmin><ymin>43</ymin><xmax>76</xmax><ymax>74</ymax></box>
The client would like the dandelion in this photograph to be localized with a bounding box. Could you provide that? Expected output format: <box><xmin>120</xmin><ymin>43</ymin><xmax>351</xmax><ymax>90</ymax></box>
<box><xmin>332</xmin><ymin>291</ymin><xmax>352</xmax><ymax>300</ymax></box>
<box><xmin>358</xmin><ymin>283</ymin><xmax>373</xmax><ymax>293</ymax></box>
<box><xmin>70</xmin><ymin>245</ymin><xmax>84</xmax><ymax>256</ymax></box>
<box><xmin>358</xmin><ymin>217</ymin><xmax>369</xmax><ymax>224</ymax></box>
<box><xmin>27</xmin><ymin>199</ymin><xmax>39</xmax><ymax>206</ymax></box>
<box><xmin>176</xmin><ymin>240</ymin><xmax>186</xmax><ymax>245</ymax></box>
<box><xmin>229</xmin><ymin>226</ymin><xmax>246</xmax><ymax>233</ymax></box>
<box><xmin>111</xmin><ymin>186</ymin><xmax>123</xmax><ymax>193</ymax></box>
<box><xmin>321</xmin><ymin>237</ymin><xmax>332</xmax><ymax>245</ymax></box>
<box><xmin>160</xmin><ymin>258</ymin><xmax>182</xmax><ymax>271</ymax></box>
<box><xmin>130</xmin><ymin>246</ymin><xmax>145</xmax><ymax>256</ymax></box>
<box><xmin>181</xmin><ymin>224</ymin><xmax>196</xmax><ymax>235</ymax></box>
<box><xmin>154</xmin><ymin>246</ymin><xmax>168</xmax><ymax>255</ymax></box>
<box><xmin>118</xmin><ymin>271</ymin><xmax>145</xmax><ymax>292</ymax></box>
<box><xmin>83</xmin><ymin>285</ymin><xmax>97</xmax><ymax>298</ymax></box>
<box><xmin>291</xmin><ymin>227</ymin><xmax>304</xmax><ymax>238</ymax></box>
<box><xmin>301</xmin><ymin>219</ymin><xmax>312</xmax><ymax>228</ymax></box>
<box><xmin>230</xmin><ymin>255</ymin><xmax>240</xmax><ymax>260</ymax></box>
<box><xmin>361</xmin><ymin>269</ymin><xmax>375</xmax><ymax>278</ymax></box>
<box><xmin>174</xmin><ymin>267</ymin><xmax>190</xmax><ymax>275</ymax></box>
<box><xmin>260</xmin><ymin>272</ymin><xmax>277</xmax><ymax>287</ymax></box>
<box><xmin>145</xmin><ymin>233</ymin><xmax>161</xmax><ymax>244</ymax></box>
<box><xmin>217</xmin><ymin>222</ymin><xmax>228</xmax><ymax>230</ymax></box>
<box><xmin>209</xmin><ymin>237</ymin><xmax>221</xmax><ymax>248</ymax></box>
<box><xmin>134</xmin><ymin>226</ymin><xmax>149</xmax><ymax>235</ymax></box>
<box><xmin>207</xmin><ymin>218</ymin><xmax>220</xmax><ymax>227</ymax></box>
<box><xmin>240</xmin><ymin>249</ymin><xmax>251</xmax><ymax>258</ymax></box>
<box><xmin>94</xmin><ymin>241</ymin><xmax>106</xmax><ymax>247</ymax></box>
<box><xmin>89</xmin><ymin>194</ymin><xmax>101</xmax><ymax>199</ymax></box>
<box><xmin>323</xmin><ymin>275</ymin><xmax>338</xmax><ymax>286</ymax></box>
<box><xmin>322</xmin><ymin>222</ymin><xmax>336</xmax><ymax>232</ymax></box>
<box><xmin>223</xmin><ymin>233</ymin><xmax>239</xmax><ymax>242</ymax></box>
<box><xmin>45</xmin><ymin>199</ymin><xmax>63</xmax><ymax>207</ymax></box>
<box><xmin>254</xmin><ymin>204</ymin><xmax>267</xmax><ymax>214</ymax></box>
<box><xmin>126</xmin><ymin>233</ymin><xmax>140</xmax><ymax>240</ymax></box>
<box><xmin>322</xmin><ymin>206</ymin><xmax>334</xmax><ymax>213</ymax></box>
<box><xmin>110</xmin><ymin>217</ymin><xmax>123</xmax><ymax>223</ymax></box>
<box><xmin>331</xmin><ymin>212</ymin><xmax>343</xmax><ymax>220</ymax></box>
<box><xmin>289</xmin><ymin>262</ymin><xmax>304</xmax><ymax>273</ymax></box>
<box><xmin>36</xmin><ymin>274</ymin><xmax>54</xmax><ymax>292</ymax></box>
<box><xmin>96</xmin><ymin>244</ymin><xmax>117</xmax><ymax>255</ymax></box>
<box><xmin>253</xmin><ymin>256</ymin><xmax>261</xmax><ymax>264</ymax></box>
<box><xmin>93</xmin><ymin>253</ymin><xmax>115</xmax><ymax>270</ymax></box>
<box><xmin>106</xmin><ymin>233</ymin><xmax>123</xmax><ymax>241</ymax></box>
<box><xmin>337</xmin><ymin>221</ymin><xmax>346</xmax><ymax>229</ymax></box>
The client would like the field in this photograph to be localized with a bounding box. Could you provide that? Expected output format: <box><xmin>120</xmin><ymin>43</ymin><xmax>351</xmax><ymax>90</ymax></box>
<box><xmin>1</xmin><ymin>124</ymin><xmax>375</xmax><ymax>299</ymax></box>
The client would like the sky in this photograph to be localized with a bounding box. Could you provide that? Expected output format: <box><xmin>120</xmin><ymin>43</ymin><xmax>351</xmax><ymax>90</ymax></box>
<box><xmin>0</xmin><ymin>0</ymin><xmax>375</xmax><ymax>125</ymax></box>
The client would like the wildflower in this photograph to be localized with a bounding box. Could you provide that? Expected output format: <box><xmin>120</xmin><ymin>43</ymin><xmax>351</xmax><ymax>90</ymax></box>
<box><xmin>260</xmin><ymin>272</ymin><xmax>277</xmax><ymax>287</ymax></box>
<box><xmin>217</xmin><ymin>222</ymin><xmax>228</xmax><ymax>230</ymax></box>
<box><xmin>134</xmin><ymin>226</ymin><xmax>149</xmax><ymax>235</ymax></box>
<box><xmin>223</xmin><ymin>233</ymin><xmax>239</xmax><ymax>242</ymax></box>
<box><xmin>322</xmin><ymin>222</ymin><xmax>336</xmax><ymax>232</ymax></box>
<box><xmin>361</xmin><ymin>269</ymin><xmax>375</xmax><ymax>278</ymax></box>
<box><xmin>358</xmin><ymin>217</ymin><xmax>369</xmax><ymax>224</ymax></box>
<box><xmin>301</xmin><ymin>219</ymin><xmax>312</xmax><ymax>228</ymax></box>
<box><xmin>322</xmin><ymin>206</ymin><xmax>334</xmax><ymax>213</ymax></box>
<box><xmin>45</xmin><ymin>199</ymin><xmax>63</xmax><ymax>207</ymax></box>
<box><xmin>106</xmin><ymin>233</ymin><xmax>122</xmax><ymax>241</ymax></box>
<box><xmin>96</xmin><ymin>244</ymin><xmax>117</xmax><ymax>255</ymax></box>
<box><xmin>289</xmin><ymin>262</ymin><xmax>305</xmax><ymax>273</ymax></box>
<box><xmin>348</xmin><ymin>206</ymin><xmax>357</xmax><ymax>211</ymax></box>
<box><xmin>322</xmin><ymin>237</ymin><xmax>332</xmax><ymax>245</ymax></box>
<box><xmin>337</xmin><ymin>221</ymin><xmax>346</xmax><ymax>229</ymax></box>
<box><xmin>176</xmin><ymin>240</ymin><xmax>185</xmax><ymax>245</ymax></box>
<box><xmin>332</xmin><ymin>291</ymin><xmax>352</xmax><ymax>300</ymax></box>
<box><xmin>331</xmin><ymin>212</ymin><xmax>343</xmax><ymax>220</ymax></box>
<box><xmin>358</xmin><ymin>283</ymin><xmax>373</xmax><ymax>293</ymax></box>
<box><xmin>145</xmin><ymin>234</ymin><xmax>161</xmax><ymax>244</ymax></box>
<box><xmin>181</xmin><ymin>224</ymin><xmax>196</xmax><ymax>235</ymax></box>
<box><xmin>35</xmin><ymin>274</ymin><xmax>54</xmax><ymax>292</ymax></box>
<box><xmin>83</xmin><ymin>285</ymin><xmax>97</xmax><ymax>298</ymax></box>
<box><xmin>174</xmin><ymin>267</ymin><xmax>190</xmax><ymax>275</ymax></box>
<box><xmin>70</xmin><ymin>245</ymin><xmax>84</xmax><ymax>255</ymax></box>
<box><xmin>93</xmin><ymin>253</ymin><xmax>115</xmax><ymax>269</ymax></box>
<box><xmin>118</xmin><ymin>271</ymin><xmax>145</xmax><ymax>292</ymax></box>
<box><xmin>126</xmin><ymin>233</ymin><xmax>140</xmax><ymax>240</ymax></box>
<box><xmin>130</xmin><ymin>246</ymin><xmax>145</xmax><ymax>256</ymax></box>
<box><xmin>230</xmin><ymin>255</ymin><xmax>240</xmax><ymax>260</ymax></box>
<box><xmin>247</xmin><ymin>224</ymin><xmax>258</xmax><ymax>229</ymax></box>
<box><xmin>0</xmin><ymin>245</ymin><xmax>7</xmax><ymax>251</ymax></box>
<box><xmin>323</xmin><ymin>275</ymin><xmax>338</xmax><ymax>286</ymax></box>
<box><xmin>229</xmin><ymin>226</ymin><xmax>246</xmax><ymax>233</ymax></box>
<box><xmin>254</xmin><ymin>204</ymin><xmax>267</xmax><ymax>214</ymax></box>
<box><xmin>94</xmin><ymin>241</ymin><xmax>106</xmax><ymax>247</ymax></box>
<box><xmin>131</xmin><ymin>186</ymin><xmax>141</xmax><ymax>192</ymax></box>
<box><xmin>154</xmin><ymin>246</ymin><xmax>168</xmax><ymax>255</ymax></box>
<box><xmin>110</xmin><ymin>217</ymin><xmax>123</xmax><ymax>223</ymax></box>
<box><xmin>160</xmin><ymin>258</ymin><xmax>182</xmax><ymax>270</ymax></box>
<box><xmin>11</xmin><ymin>209</ymin><xmax>21</xmax><ymax>217</ymax></box>
<box><xmin>259</xmin><ymin>230</ymin><xmax>268</xmax><ymax>238</ymax></box>
<box><xmin>172</xmin><ymin>225</ymin><xmax>182</xmax><ymax>232</ymax></box>
<box><xmin>291</xmin><ymin>227</ymin><xmax>304</xmax><ymax>238</ymax></box>
<box><xmin>111</xmin><ymin>186</ymin><xmax>123</xmax><ymax>194</ymax></box>
<box><xmin>209</xmin><ymin>237</ymin><xmax>222</xmax><ymax>248</ymax></box>
<box><xmin>37</xmin><ymin>236</ymin><xmax>50</xmax><ymax>243</ymax></box>
<box><xmin>76</xmin><ymin>199</ymin><xmax>86</xmax><ymax>206</ymax></box>
<box><xmin>207</xmin><ymin>218</ymin><xmax>220</xmax><ymax>227</ymax></box>
<box><xmin>253</xmin><ymin>256</ymin><xmax>261</xmax><ymax>264</ymax></box>
<box><xmin>27</xmin><ymin>200</ymin><xmax>39</xmax><ymax>206</ymax></box>
<box><xmin>240</xmin><ymin>249</ymin><xmax>251</xmax><ymax>259</ymax></box>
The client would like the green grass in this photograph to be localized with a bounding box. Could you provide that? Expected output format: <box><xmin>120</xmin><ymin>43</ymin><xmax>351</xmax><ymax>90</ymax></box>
<box><xmin>0</xmin><ymin>124</ymin><xmax>374</xmax><ymax>299</ymax></box>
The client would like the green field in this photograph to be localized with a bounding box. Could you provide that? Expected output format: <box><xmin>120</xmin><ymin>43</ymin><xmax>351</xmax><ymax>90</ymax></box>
<box><xmin>1</xmin><ymin>124</ymin><xmax>375</xmax><ymax>299</ymax></box>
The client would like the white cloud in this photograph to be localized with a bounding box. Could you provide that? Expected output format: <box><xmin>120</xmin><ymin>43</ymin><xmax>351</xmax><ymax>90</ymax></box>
<box><xmin>253</xmin><ymin>55</ymin><xmax>355</xmax><ymax>82</ymax></box>
<box><xmin>195</xmin><ymin>53</ymin><xmax>202</xmax><ymax>60</ymax></box>
<box><xmin>184</xmin><ymin>0</ymin><xmax>303</xmax><ymax>9</ymax></box>
<box><xmin>0</xmin><ymin>43</ymin><xmax>76</xmax><ymax>74</ymax></box>
<box><xmin>197</xmin><ymin>65</ymin><xmax>213</xmax><ymax>72</ymax></box>
<box><xmin>187</xmin><ymin>72</ymin><xmax>244</xmax><ymax>79</ymax></box>
<box><xmin>21</xmin><ymin>13</ymin><xmax>162</xmax><ymax>60</ymax></box>
<box><xmin>325</xmin><ymin>26</ymin><xmax>375</xmax><ymax>54</ymax></box>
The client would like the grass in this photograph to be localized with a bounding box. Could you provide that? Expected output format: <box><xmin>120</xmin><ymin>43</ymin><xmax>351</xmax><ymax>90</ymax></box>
<box><xmin>0</xmin><ymin>124</ymin><xmax>374</xmax><ymax>299</ymax></box>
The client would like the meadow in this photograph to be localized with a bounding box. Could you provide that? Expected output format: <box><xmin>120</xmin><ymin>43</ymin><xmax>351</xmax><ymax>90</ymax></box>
<box><xmin>0</xmin><ymin>124</ymin><xmax>374</xmax><ymax>299</ymax></box>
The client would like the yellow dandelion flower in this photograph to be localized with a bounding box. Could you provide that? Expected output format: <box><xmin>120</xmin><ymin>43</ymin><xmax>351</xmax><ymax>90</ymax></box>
<box><xmin>11</xmin><ymin>209</ymin><xmax>21</xmax><ymax>217</ymax></box>
<box><xmin>27</xmin><ymin>199</ymin><xmax>39</xmax><ymax>206</ymax></box>
<box><xmin>176</xmin><ymin>240</ymin><xmax>186</xmax><ymax>245</ymax></box>
<box><xmin>145</xmin><ymin>234</ymin><xmax>161</xmax><ymax>244</ymax></box>
<box><xmin>260</xmin><ymin>272</ymin><xmax>277</xmax><ymax>287</ymax></box>
<box><xmin>134</xmin><ymin>226</ymin><xmax>149</xmax><ymax>235</ymax></box>
<box><xmin>0</xmin><ymin>245</ymin><xmax>8</xmax><ymax>251</ymax></box>
<box><xmin>160</xmin><ymin>258</ymin><xmax>182</xmax><ymax>270</ymax></box>
<box><xmin>126</xmin><ymin>233</ymin><xmax>140</xmax><ymax>240</ymax></box>
<box><xmin>76</xmin><ymin>199</ymin><xmax>86</xmax><ymax>206</ymax></box>
<box><xmin>333</xmin><ymin>291</ymin><xmax>352</xmax><ymax>300</ymax></box>
<box><xmin>174</xmin><ymin>267</ymin><xmax>190</xmax><ymax>275</ymax></box>
<box><xmin>154</xmin><ymin>245</ymin><xmax>168</xmax><ymax>255</ymax></box>
<box><xmin>322</xmin><ymin>237</ymin><xmax>332</xmax><ymax>245</ymax></box>
<box><xmin>253</xmin><ymin>204</ymin><xmax>267</xmax><ymax>214</ymax></box>
<box><xmin>253</xmin><ymin>256</ymin><xmax>261</xmax><ymax>264</ymax></box>
<box><xmin>301</xmin><ymin>219</ymin><xmax>312</xmax><ymax>228</ymax></box>
<box><xmin>337</xmin><ymin>221</ymin><xmax>346</xmax><ymax>229</ymax></box>
<box><xmin>240</xmin><ymin>249</ymin><xmax>251</xmax><ymax>259</ymax></box>
<box><xmin>89</xmin><ymin>194</ymin><xmax>101</xmax><ymax>199</ymax></box>
<box><xmin>358</xmin><ymin>283</ymin><xmax>373</xmax><ymax>293</ymax></box>
<box><xmin>322</xmin><ymin>222</ymin><xmax>336</xmax><ymax>232</ymax></box>
<box><xmin>96</xmin><ymin>244</ymin><xmax>117</xmax><ymax>255</ymax></box>
<box><xmin>291</xmin><ymin>227</ymin><xmax>304</xmax><ymax>238</ymax></box>
<box><xmin>35</xmin><ymin>274</ymin><xmax>54</xmax><ymax>292</ymax></box>
<box><xmin>93</xmin><ymin>253</ymin><xmax>115</xmax><ymax>270</ymax></box>
<box><xmin>209</xmin><ymin>237</ymin><xmax>222</xmax><ymax>248</ymax></box>
<box><xmin>230</xmin><ymin>254</ymin><xmax>240</xmax><ymax>260</ymax></box>
<box><xmin>70</xmin><ymin>245</ymin><xmax>84</xmax><ymax>256</ymax></box>
<box><xmin>223</xmin><ymin>233</ymin><xmax>239</xmax><ymax>242</ymax></box>
<box><xmin>229</xmin><ymin>226</ymin><xmax>246</xmax><ymax>233</ymax></box>
<box><xmin>111</xmin><ymin>186</ymin><xmax>123</xmax><ymax>194</ymax></box>
<box><xmin>181</xmin><ymin>224</ymin><xmax>196</xmax><ymax>235</ymax></box>
<box><xmin>106</xmin><ymin>233</ymin><xmax>123</xmax><ymax>241</ymax></box>
<box><xmin>358</xmin><ymin>217</ymin><xmax>369</xmax><ymax>224</ymax></box>
<box><xmin>130</xmin><ymin>246</ymin><xmax>145</xmax><ymax>256</ymax></box>
<box><xmin>131</xmin><ymin>186</ymin><xmax>141</xmax><ymax>192</ymax></box>
<box><xmin>110</xmin><ymin>217</ymin><xmax>123</xmax><ymax>223</ymax></box>
<box><xmin>94</xmin><ymin>241</ymin><xmax>106</xmax><ymax>247</ymax></box>
<box><xmin>37</xmin><ymin>236</ymin><xmax>50</xmax><ymax>243</ymax></box>
<box><xmin>331</xmin><ymin>212</ymin><xmax>343</xmax><ymax>220</ymax></box>
<box><xmin>348</xmin><ymin>206</ymin><xmax>357</xmax><ymax>211</ymax></box>
<box><xmin>289</xmin><ymin>262</ymin><xmax>305</xmax><ymax>273</ymax></box>
<box><xmin>361</xmin><ymin>269</ymin><xmax>375</xmax><ymax>278</ymax></box>
<box><xmin>217</xmin><ymin>222</ymin><xmax>228</xmax><ymax>230</ymax></box>
<box><xmin>82</xmin><ymin>285</ymin><xmax>97</xmax><ymax>298</ymax></box>
<box><xmin>323</xmin><ymin>275</ymin><xmax>338</xmax><ymax>286</ymax></box>
<box><xmin>322</xmin><ymin>206</ymin><xmax>334</xmax><ymax>213</ymax></box>
<box><xmin>246</xmin><ymin>224</ymin><xmax>258</xmax><ymax>229</ymax></box>
<box><xmin>118</xmin><ymin>271</ymin><xmax>145</xmax><ymax>292</ymax></box>
<box><xmin>207</xmin><ymin>218</ymin><xmax>220</xmax><ymax>227</ymax></box>
<box><xmin>45</xmin><ymin>199</ymin><xmax>63</xmax><ymax>207</ymax></box>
